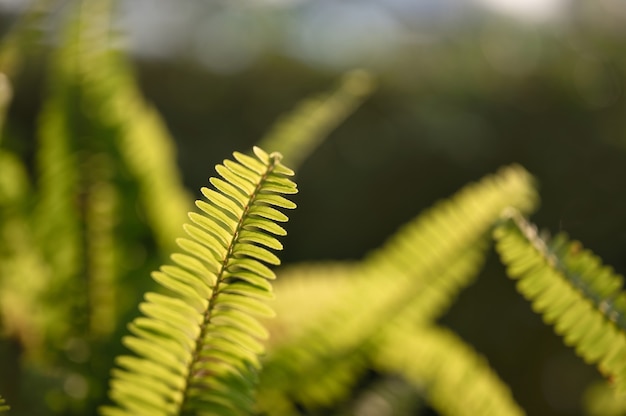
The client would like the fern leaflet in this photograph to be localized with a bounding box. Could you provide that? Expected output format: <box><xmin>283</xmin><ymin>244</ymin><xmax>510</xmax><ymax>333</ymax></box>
<box><xmin>494</xmin><ymin>210</ymin><xmax>626</xmax><ymax>392</ymax></box>
<box><xmin>101</xmin><ymin>147</ymin><xmax>297</xmax><ymax>416</ymax></box>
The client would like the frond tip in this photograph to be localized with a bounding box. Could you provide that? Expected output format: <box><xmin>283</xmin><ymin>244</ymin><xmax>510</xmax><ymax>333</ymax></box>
<box><xmin>102</xmin><ymin>146</ymin><xmax>297</xmax><ymax>416</ymax></box>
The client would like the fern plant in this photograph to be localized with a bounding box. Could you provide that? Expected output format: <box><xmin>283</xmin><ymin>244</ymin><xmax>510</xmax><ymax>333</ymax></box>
<box><xmin>101</xmin><ymin>147</ymin><xmax>297</xmax><ymax>415</ymax></box>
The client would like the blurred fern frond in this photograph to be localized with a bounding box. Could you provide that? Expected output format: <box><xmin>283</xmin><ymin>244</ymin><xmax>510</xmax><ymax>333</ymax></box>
<box><xmin>374</xmin><ymin>325</ymin><xmax>524</xmax><ymax>416</ymax></box>
<box><xmin>258</xmin><ymin>165</ymin><xmax>538</xmax><ymax>413</ymax></box>
<box><xmin>66</xmin><ymin>0</ymin><xmax>191</xmax><ymax>253</ymax></box>
<box><xmin>265</xmin><ymin>262</ymin><xmax>357</xmax><ymax>345</ymax></box>
<box><xmin>258</xmin><ymin>69</ymin><xmax>375</xmax><ymax>169</ymax></box>
<box><xmin>102</xmin><ymin>147</ymin><xmax>297</xmax><ymax>416</ymax></box>
<box><xmin>494</xmin><ymin>210</ymin><xmax>626</xmax><ymax>392</ymax></box>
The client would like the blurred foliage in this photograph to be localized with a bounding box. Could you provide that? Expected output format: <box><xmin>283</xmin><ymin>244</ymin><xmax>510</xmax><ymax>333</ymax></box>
<box><xmin>1</xmin><ymin>0</ymin><xmax>626</xmax><ymax>415</ymax></box>
<box><xmin>0</xmin><ymin>1</ymin><xmax>372</xmax><ymax>414</ymax></box>
<box><xmin>0</xmin><ymin>0</ymin><xmax>189</xmax><ymax>413</ymax></box>
<box><xmin>259</xmin><ymin>165</ymin><xmax>537</xmax><ymax>416</ymax></box>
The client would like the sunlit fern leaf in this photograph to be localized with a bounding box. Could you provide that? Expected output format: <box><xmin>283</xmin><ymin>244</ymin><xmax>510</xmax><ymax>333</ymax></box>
<box><xmin>258</xmin><ymin>165</ymin><xmax>538</xmax><ymax>413</ymax></box>
<box><xmin>101</xmin><ymin>147</ymin><xmax>296</xmax><ymax>416</ymax></box>
<box><xmin>0</xmin><ymin>396</ymin><xmax>8</xmax><ymax>412</ymax></box>
<box><xmin>494</xmin><ymin>210</ymin><xmax>626</xmax><ymax>392</ymax></box>
<box><xmin>375</xmin><ymin>325</ymin><xmax>525</xmax><ymax>416</ymax></box>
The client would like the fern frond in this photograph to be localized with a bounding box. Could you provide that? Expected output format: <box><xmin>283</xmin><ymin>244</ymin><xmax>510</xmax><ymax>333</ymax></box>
<box><xmin>494</xmin><ymin>210</ymin><xmax>626</xmax><ymax>391</ymax></box>
<box><xmin>257</xmin><ymin>69</ymin><xmax>375</xmax><ymax>168</ymax></box>
<box><xmin>52</xmin><ymin>0</ymin><xmax>192</xmax><ymax>253</ymax></box>
<box><xmin>29</xmin><ymin>31</ymin><xmax>86</xmax><ymax>353</ymax></box>
<box><xmin>102</xmin><ymin>147</ymin><xmax>296</xmax><ymax>416</ymax></box>
<box><xmin>374</xmin><ymin>325</ymin><xmax>524</xmax><ymax>416</ymax></box>
<box><xmin>15</xmin><ymin>0</ymin><xmax>186</xmax><ymax>352</ymax></box>
<box><xmin>259</xmin><ymin>238</ymin><xmax>491</xmax><ymax>414</ymax></box>
<box><xmin>259</xmin><ymin>165</ymin><xmax>538</xmax><ymax>412</ymax></box>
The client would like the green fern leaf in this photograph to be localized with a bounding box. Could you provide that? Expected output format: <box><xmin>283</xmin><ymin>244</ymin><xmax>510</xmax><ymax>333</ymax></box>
<box><xmin>494</xmin><ymin>210</ymin><xmax>626</xmax><ymax>392</ymax></box>
<box><xmin>102</xmin><ymin>147</ymin><xmax>296</xmax><ymax>416</ymax></box>
<box><xmin>375</xmin><ymin>325</ymin><xmax>524</xmax><ymax>416</ymax></box>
